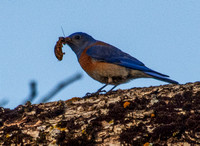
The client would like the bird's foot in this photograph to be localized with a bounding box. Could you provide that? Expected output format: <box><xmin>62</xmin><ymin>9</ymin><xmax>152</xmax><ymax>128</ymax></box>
<box><xmin>105</xmin><ymin>90</ymin><xmax>114</xmax><ymax>95</ymax></box>
<box><xmin>83</xmin><ymin>90</ymin><xmax>106</xmax><ymax>98</ymax></box>
<box><xmin>83</xmin><ymin>92</ymin><xmax>99</xmax><ymax>98</ymax></box>
<box><xmin>99</xmin><ymin>90</ymin><xmax>107</xmax><ymax>93</ymax></box>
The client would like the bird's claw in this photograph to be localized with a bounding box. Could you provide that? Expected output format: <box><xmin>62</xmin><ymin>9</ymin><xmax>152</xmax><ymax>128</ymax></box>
<box><xmin>83</xmin><ymin>90</ymin><xmax>107</xmax><ymax>98</ymax></box>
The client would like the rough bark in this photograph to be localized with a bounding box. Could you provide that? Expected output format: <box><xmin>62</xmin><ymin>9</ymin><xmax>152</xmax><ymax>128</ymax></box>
<box><xmin>0</xmin><ymin>82</ymin><xmax>200</xmax><ymax>145</ymax></box>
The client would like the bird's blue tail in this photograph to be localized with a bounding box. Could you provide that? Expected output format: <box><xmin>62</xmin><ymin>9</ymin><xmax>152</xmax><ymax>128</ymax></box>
<box><xmin>145</xmin><ymin>71</ymin><xmax>179</xmax><ymax>84</ymax></box>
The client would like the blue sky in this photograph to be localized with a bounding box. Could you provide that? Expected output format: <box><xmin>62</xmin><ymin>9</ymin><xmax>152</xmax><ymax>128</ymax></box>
<box><xmin>0</xmin><ymin>1</ymin><xmax>200</xmax><ymax>108</ymax></box>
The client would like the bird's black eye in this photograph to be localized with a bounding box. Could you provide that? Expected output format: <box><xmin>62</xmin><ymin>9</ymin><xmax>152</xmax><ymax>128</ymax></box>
<box><xmin>74</xmin><ymin>35</ymin><xmax>81</xmax><ymax>40</ymax></box>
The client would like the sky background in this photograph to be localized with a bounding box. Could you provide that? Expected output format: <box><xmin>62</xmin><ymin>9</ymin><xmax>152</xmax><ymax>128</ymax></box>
<box><xmin>0</xmin><ymin>1</ymin><xmax>200</xmax><ymax>109</ymax></box>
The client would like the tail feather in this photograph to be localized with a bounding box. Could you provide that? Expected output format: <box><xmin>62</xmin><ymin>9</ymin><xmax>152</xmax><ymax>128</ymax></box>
<box><xmin>145</xmin><ymin>71</ymin><xmax>179</xmax><ymax>84</ymax></box>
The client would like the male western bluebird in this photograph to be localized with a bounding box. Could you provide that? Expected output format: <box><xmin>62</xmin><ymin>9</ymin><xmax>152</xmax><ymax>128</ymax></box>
<box><xmin>55</xmin><ymin>32</ymin><xmax>178</xmax><ymax>93</ymax></box>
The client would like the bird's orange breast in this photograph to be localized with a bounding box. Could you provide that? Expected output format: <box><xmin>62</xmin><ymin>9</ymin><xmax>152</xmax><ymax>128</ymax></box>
<box><xmin>78</xmin><ymin>48</ymin><xmax>96</xmax><ymax>74</ymax></box>
<box><xmin>78</xmin><ymin>42</ymin><xmax>114</xmax><ymax>80</ymax></box>
<box><xmin>78</xmin><ymin>41</ymin><xmax>109</xmax><ymax>75</ymax></box>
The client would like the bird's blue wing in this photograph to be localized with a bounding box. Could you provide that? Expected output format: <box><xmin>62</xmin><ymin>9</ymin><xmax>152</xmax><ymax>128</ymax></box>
<box><xmin>86</xmin><ymin>44</ymin><xmax>169</xmax><ymax>77</ymax></box>
<box><xmin>86</xmin><ymin>43</ymin><xmax>145</xmax><ymax>66</ymax></box>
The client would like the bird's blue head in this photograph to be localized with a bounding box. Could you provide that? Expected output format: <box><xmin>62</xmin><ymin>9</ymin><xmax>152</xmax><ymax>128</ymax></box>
<box><xmin>65</xmin><ymin>32</ymin><xmax>96</xmax><ymax>59</ymax></box>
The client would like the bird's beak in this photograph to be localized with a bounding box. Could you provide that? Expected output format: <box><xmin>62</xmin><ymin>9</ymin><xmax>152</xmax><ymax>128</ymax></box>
<box><xmin>64</xmin><ymin>37</ymin><xmax>72</xmax><ymax>44</ymax></box>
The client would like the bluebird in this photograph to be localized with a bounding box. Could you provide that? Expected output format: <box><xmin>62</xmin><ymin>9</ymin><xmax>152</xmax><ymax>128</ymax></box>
<box><xmin>56</xmin><ymin>32</ymin><xmax>178</xmax><ymax>93</ymax></box>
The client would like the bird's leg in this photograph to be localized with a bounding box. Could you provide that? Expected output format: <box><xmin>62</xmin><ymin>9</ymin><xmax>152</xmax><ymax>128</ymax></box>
<box><xmin>96</xmin><ymin>84</ymin><xmax>108</xmax><ymax>93</ymax></box>
<box><xmin>107</xmin><ymin>85</ymin><xmax>118</xmax><ymax>93</ymax></box>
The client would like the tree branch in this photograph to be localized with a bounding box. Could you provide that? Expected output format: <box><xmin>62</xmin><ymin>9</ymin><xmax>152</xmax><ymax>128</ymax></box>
<box><xmin>0</xmin><ymin>82</ymin><xmax>199</xmax><ymax>145</ymax></box>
